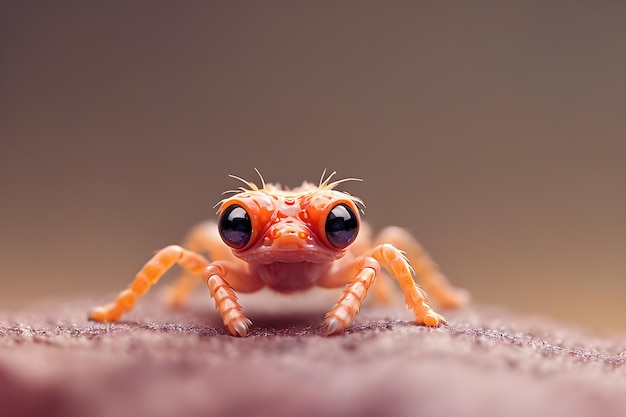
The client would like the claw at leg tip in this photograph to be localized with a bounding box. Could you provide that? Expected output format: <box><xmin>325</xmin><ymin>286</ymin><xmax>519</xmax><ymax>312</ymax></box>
<box><xmin>323</xmin><ymin>317</ymin><xmax>344</xmax><ymax>335</ymax></box>
<box><xmin>88</xmin><ymin>307</ymin><xmax>105</xmax><ymax>322</ymax></box>
<box><xmin>423</xmin><ymin>312</ymin><xmax>443</xmax><ymax>327</ymax></box>
<box><xmin>230</xmin><ymin>318</ymin><xmax>252</xmax><ymax>337</ymax></box>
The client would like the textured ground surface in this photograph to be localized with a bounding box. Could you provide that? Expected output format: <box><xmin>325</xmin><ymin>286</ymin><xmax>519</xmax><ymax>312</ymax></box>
<box><xmin>1</xmin><ymin>290</ymin><xmax>626</xmax><ymax>417</ymax></box>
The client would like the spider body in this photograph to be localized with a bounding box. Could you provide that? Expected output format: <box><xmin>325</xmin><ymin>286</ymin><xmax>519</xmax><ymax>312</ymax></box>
<box><xmin>89</xmin><ymin>171</ymin><xmax>468</xmax><ymax>336</ymax></box>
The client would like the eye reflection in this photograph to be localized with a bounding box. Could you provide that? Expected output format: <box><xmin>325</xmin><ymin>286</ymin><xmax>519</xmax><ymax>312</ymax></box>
<box><xmin>219</xmin><ymin>204</ymin><xmax>252</xmax><ymax>249</ymax></box>
<box><xmin>325</xmin><ymin>203</ymin><xmax>359</xmax><ymax>248</ymax></box>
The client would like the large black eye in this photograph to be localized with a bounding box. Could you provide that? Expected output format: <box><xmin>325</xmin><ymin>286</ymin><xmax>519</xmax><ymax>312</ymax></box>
<box><xmin>219</xmin><ymin>204</ymin><xmax>252</xmax><ymax>249</ymax></box>
<box><xmin>325</xmin><ymin>203</ymin><xmax>359</xmax><ymax>248</ymax></box>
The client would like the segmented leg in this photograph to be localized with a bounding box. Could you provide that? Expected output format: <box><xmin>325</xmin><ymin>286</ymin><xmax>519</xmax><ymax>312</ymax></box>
<box><xmin>372</xmin><ymin>243</ymin><xmax>445</xmax><ymax>327</ymax></box>
<box><xmin>203</xmin><ymin>264</ymin><xmax>253</xmax><ymax>337</ymax></box>
<box><xmin>322</xmin><ymin>256</ymin><xmax>380</xmax><ymax>335</ymax></box>
<box><xmin>89</xmin><ymin>245</ymin><xmax>210</xmax><ymax>322</ymax></box>
<box><xmin>375</xmin><ymin>226</ymin><xmax>469</xmax><ymax>308</ymax></box>
<box><xmin>351</xmin><ymin>222</ymin><xmax>395</xmax><ymax>304</ymax></box>
<box><xmin>165</xmin><ymin>221</ymin><xmax>236</xmax><ymax>308</ymax></box>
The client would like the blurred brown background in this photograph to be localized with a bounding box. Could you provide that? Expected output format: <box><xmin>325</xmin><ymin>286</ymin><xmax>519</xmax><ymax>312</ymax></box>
<box><xmin>0</xmin><ymin>2</ymin><xmax>624</xmax><ymax>333</ymax></box>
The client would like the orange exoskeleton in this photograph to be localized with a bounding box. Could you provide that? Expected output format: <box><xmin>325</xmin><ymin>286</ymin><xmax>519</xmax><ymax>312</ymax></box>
<box><xmin>89</xmin><ymin>171</ymin><xmax>468</xmax><ymax>336</ymax></box>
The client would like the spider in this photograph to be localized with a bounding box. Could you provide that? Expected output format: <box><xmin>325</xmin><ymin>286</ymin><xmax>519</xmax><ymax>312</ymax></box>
<box><xmin>89</xmin><ymin>171</ymin><xmax>468</xmax><ymax>336</ymax></box>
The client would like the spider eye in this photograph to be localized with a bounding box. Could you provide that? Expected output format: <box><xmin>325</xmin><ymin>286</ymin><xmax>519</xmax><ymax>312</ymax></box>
<box><xmin>219</xmin><ymin>204</ymin><xmax>252</xmax><ymax>249</ymax></box>
<box><xmin>325</xmin><ymin>203</ymin><xmax>359</xmax><ymax>249</ymax></box>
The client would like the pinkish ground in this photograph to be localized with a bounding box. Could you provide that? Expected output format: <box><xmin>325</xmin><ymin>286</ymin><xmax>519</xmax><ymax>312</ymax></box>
<box><xmin>1</xmin><ymin>291</ymin><xmax>625</xmax><ymax>417</ymax></box>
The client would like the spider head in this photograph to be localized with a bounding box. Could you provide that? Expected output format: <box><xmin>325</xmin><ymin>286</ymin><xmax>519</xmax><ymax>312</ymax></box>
<box><xmin>216</xmin><ymin>173</ymin><xmax>363</xmax><ymax>264</ymax></box>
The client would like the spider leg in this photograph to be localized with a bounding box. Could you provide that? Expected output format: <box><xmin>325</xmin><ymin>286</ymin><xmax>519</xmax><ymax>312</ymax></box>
<box><xmin>202</xmin><ymin>261</ymin><xmax>263</xmax><ymax>337</ymax></box>
<box><xmin>320</xmin><ymin>255</ymin><xmax>381</xmax><ymax>335</ymax></box>
<box><xmin>375</xmin><ymin>226</ymin><xmax>469</xmax><ymax>308</ymax></box>
<box><xmin>347</xmin><ymin>222</ymin><xmax>395</xmax><ymax>304</ymax></box>
<box><xmin>165</xmin><ymin>221</ymin><xmax>238</xmax><ymax>308</ymax></box>
<box><xmin>371</xmin><ymin>243</ymin><xmax>446</xmax><ymax>327</ymax></box>
<box><xmin>89</xmin><ymin>245</ymin><xmax>210</xmax><ymax>322</ymax></box>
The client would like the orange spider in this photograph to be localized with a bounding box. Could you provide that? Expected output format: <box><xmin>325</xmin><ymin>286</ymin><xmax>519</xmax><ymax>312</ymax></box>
<box><xmin>89</xmin><ymin>171</ymin><xmax>468</xmax><ymax>336</ymax></box>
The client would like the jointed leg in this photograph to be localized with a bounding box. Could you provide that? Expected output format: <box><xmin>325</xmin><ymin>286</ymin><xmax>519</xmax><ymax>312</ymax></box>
<box><xmin>89</xmin><ymin>245</ymin><xmax>210</xmax><ymax>322</ymax></box>
<box><xmin>321</xmin><ymin>256</ymin><xmax>381</xmax><ymax>335</ymax></box>
<box><xmin>371</xmin><ymin>243</ymin><xmax>445</xmax><ymax>327</ymax></box>
<box><xmin>165</xmin><ymin>221</ymin><xmax>236</xmax><ymax>308</ymax></box>
<box><xmin>375</xmin><ymin>226</ymin><xmax>469</xmax><ymax>308</ymax></box>
<box><xmin>202</xmin><ymin>261</ymin><xmax>264</xmax><ymax>337</ymax></box>
<box><xmin>343</xmin><ymin>222</ymin><xmax>393</xmax><ymax>305</ymax></box>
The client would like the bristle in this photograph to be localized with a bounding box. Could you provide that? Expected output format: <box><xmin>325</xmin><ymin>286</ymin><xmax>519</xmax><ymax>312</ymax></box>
<box><xmin>318</xmin><ymin>169</ymin><xmax>328</xmax><ymax>187</ymax></box>
<box><xmin>219</xmin><ymin>170</ymin><xmax>366</xmax><ymax>214</ymax></box>
<box><xmin>326</xmin><ymin>177</ymin><xmax>363</xmax><ymax>190</ymax></box>
<box><xmin>213</xmin><ymin>198</ymin><xmax>227</xmax><ymax>210</ymax></box>
<box><xmin>221</xmin><ymin>189</ymin><xmax>241</xmax><ymax>196</ymax></box>
<box><xmin>254</xmin><ymin>168</ymin><xmax>267</xmax><ymax>190</ymax></box>
<box><xmin>228</xmin><ymin>174</ymin><xmax>258</xmax><ymax>191</ymax></box>
<box><xmin>320</xmin><ymin>170</ymin><xmax>337</xmax><ymax>187</ymax></box>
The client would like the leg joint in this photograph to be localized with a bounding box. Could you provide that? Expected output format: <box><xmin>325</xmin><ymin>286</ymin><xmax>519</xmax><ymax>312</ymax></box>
<box><xmin>162</xmin><ymin>245</ymin><xmax>185</xmax><ymax>260</ymax></box>
<box><xmin>378</xmin><ymin>243</ymin><xmax>400</xmax><ymax>262</ymax></box>
<box><xmin>202</xmin><ymin>263</ymin><xmax>226</xmax><ymax>281</ymax></box>
<box><xmin>357</xmin><ymin>256</ymin><xmax>380</xmax><ymax>274</ymax></box>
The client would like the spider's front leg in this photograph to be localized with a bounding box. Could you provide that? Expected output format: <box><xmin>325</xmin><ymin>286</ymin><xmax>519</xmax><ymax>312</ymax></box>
<box><xmin>89</xmin><ymin>244</ymin><xmax>263</xmax><ymax>337</ymax></box>
<box><xmin>371</xmin><ymin>243</ymin><xmax>446</xmax><ymax>327</ymax></box>
<box><xmin>321</xmin><ymin>256</ymin><xmax>381</xmax><ymax>335</ymax></box>
<box><xmin>320</xmin><ymin>243</ymin><xmax>445</xmax><ymax>335</ymax></box>
<box><xmin>201</xmin><ymin>261</ymin><xmax>264</xmax><ymax>337</ymax></box>
<box><xmin>375</xmin><ymin>226</ymin><xmax>469</xmax><ymax>308</ymax></box>
<box><xmin>164</xmin><ymin>221</ymin><xmax>237</xmax><ymax>309</ymax></box>
<box><xmin>89</xmin><ymin>245</ymin><xmax>210</xmax><ymax>322</ymax></box>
